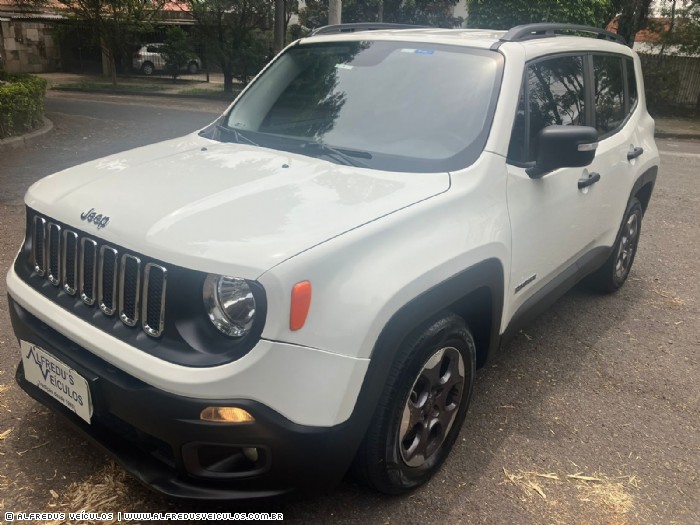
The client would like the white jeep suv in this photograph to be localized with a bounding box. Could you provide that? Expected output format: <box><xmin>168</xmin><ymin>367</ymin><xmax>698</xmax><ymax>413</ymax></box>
<box><xmin>7</xmin><ymin>23</ymin><xmax>659</xmax><ymax>499</ymax></box>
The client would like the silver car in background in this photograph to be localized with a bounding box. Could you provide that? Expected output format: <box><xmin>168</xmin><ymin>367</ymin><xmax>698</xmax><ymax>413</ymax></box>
<box><xmin>132</xmin><ymin>43</ymin><xmax>201</xmax><ymax>75</ymax></box>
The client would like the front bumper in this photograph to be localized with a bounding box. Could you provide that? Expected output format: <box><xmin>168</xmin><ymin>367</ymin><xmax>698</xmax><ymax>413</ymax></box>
<box><xmin>9</xmin><ymin>296</ymin><xmax>362</xmax><ymax>500</ymax></box>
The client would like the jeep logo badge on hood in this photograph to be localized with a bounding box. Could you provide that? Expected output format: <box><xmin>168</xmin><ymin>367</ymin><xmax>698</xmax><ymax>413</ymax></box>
<box><xmin>80</xmin><ymin>208</ymin><xmax>110</xmax><ymax>229</ymax></box>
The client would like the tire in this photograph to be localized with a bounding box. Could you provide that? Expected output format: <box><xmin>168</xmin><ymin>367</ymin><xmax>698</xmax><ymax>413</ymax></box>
<box><xmin>141</xmin><ymin>62</ymin><xmax>154</xmax><ymax>76</ymax></box>
<box><xmin>187</xmin><ymin>61</ymin><xmax>199</xmax><ymax>75</ymax></box>
<box><xmin>588</xmin><ymin>197</ymin><xmax>644</xmax><ymax>293</ymax></box>
<box><xmin>353</xmin><ymin>313</ymin><xmax>476</xmax><ymax>494</ymax></box>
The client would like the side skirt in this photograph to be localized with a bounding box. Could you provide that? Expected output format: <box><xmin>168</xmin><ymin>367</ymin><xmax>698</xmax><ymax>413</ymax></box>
<box><xmin>500</xmin><ymin>246</ymin><xmax>610</xmax><ymax>347</ymax></box>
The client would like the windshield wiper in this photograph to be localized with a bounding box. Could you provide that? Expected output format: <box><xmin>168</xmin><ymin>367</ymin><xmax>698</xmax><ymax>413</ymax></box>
<box><xmin>300</xmin><ymin>141</ymin><xmax>371</xmax><ymax>168</ymax></box>
<box><xmin>215</xmin><ymin>124</ymin><xmax>259</xmax><ymax>147</ymax></box>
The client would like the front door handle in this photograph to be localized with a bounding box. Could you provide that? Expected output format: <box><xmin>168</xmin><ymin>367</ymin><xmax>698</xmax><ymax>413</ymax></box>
<box><xmin>578</xmin><ymin>172</ymin><xmax>601</xmax><ymax>189</ymax></box>
<box><xmin>627</xmin><ymin>146</ymin><xmax>644</xmax><ymax>161</ymax></box>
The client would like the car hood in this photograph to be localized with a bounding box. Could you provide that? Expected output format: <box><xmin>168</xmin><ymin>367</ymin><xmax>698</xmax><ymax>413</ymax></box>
<box><xmin>26</xmin><ymin>133</ymin><xmax>450</xmax><ymax>278</ymax></box>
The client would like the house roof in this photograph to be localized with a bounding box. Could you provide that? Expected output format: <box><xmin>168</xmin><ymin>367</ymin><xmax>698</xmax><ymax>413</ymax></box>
<box><xmin>606</xmin><ymin>17</ymin><xmax>671</xmax><ymax>43</ymax></box>
<box><xmin>0</xmin><ymin>0</ymin><xmax>191</xmax><ymax>15</ymax></box>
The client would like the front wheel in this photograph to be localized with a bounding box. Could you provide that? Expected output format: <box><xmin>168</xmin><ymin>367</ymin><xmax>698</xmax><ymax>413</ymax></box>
<box><xmin>588</xmin><ymin>197</ymin><xmax>644</xmax><ymax>293</ymax></box>
<box><xmin>353</xmin><ymin>313</ymin><xmax>476</xmax><ymax>494</ymax></box>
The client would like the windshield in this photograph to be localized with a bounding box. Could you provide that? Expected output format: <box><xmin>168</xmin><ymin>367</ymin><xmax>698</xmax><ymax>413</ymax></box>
<box><xmin>220</xmin><ymin>40</ymin><xmax>503</xmax><ymax>172</ymax></box>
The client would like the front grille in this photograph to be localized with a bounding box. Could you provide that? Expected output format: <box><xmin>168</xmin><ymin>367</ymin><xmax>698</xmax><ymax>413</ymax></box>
<box><xmin>32</xmin><ymin>218</ymin><xmax>167</xmax><ymax>338</ymax></box>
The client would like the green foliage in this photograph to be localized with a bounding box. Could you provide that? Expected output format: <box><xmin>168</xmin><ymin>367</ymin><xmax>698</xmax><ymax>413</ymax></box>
<box><xmin>642</xmin><ymin>62</ymin><xmax>680</xmax><ymax>115</ymax></box>
<box><xmin>660</xmin><ymin>0</ymin><xmax>700</xmax><ymax>55</ymax></box>
<box><xmin>161</xmin><ymin>27</ymin><xmax>195</xmax><ymax>81</ymax></box>
<box><xmin>466</xmin><ymin>0</ymin><xmax>615</xmax><ymax>30</ymax></box>
<box><xmin>231</xmin><ymin>29</ymin><xmax>273</xmax><ymax>84</ymax></box>
<box><xmin>189</xmin><ymin>0</ymin><xmax>273</xmax><ymax>91</ymax></box>
<box><xmin>287</xmin><ymin>23</ymin><xmax>311</xmax><ymax>42</ymax></box>
<box><xmin>299</xmin><ymin>0</ymin><xmax>462</xmax><ymax>29</ymax></box>
<box><xmin>0</xmin><ymin>72</ymin><xmax>48</xmax><ymax>139</ymax></box>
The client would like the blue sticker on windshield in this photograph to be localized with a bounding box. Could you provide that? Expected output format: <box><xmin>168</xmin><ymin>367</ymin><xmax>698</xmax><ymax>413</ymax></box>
<box><xmin>401</xmin><ymin>48</ymin><xmax>435</xmax><ymax>55</ymax></box>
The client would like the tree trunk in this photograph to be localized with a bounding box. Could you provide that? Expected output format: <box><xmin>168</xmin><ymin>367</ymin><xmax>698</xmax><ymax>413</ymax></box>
<box><xmin>110</xmin><ymin>55</ymin><xmax>117</xmax><ymax>86</ymax></box>
<box><xmin>274</xmin><ymin>0</ymin><xmax>285</xmax><ymax>53</ymax></box>
<box><xmin>223</xmin><ymin>70</ymin><xmax>234</xmax><ymax>93</ymax></box>
<box><xmin>329</xmin><ymin>0</ymin><xmax>341</xmax><ymax>25</ymax></box>
<box><xmin>617</xmin><ymin>0</ymin><xmax>653</xmax><ymax>48</ymax></box>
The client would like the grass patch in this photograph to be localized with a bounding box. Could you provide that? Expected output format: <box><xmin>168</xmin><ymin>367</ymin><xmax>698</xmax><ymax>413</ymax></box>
<box><xmin>54</xmin><ymin>81</ymin><xmax>168</xmax><ymax>93</ymax></box>
<box><xmin>179</xmin><ymin>87</ymin><xmax>240</xmax><ymax>99</ymax></box>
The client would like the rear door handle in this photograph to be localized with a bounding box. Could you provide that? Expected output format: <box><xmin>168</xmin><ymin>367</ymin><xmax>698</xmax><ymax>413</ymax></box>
<box><xmin>578</xmin><ymin>172</ymin><xmax>601</xmax><ymax>189</ymax></box>
<box><xmin>627</xmin><ymin>146</ymin><xmax>644</xmax><ymax>161</ymax></box>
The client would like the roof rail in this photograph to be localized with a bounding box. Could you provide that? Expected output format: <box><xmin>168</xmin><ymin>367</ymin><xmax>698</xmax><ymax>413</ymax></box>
<box><xmin>311</xmin><ymin>23</ymin><xmax>428</xmax><ymax>36</ymax></box>
<box><xmin>499</xmin><ymin>23</ymin><xmax>626</xmax><ymax>45</ymax></box>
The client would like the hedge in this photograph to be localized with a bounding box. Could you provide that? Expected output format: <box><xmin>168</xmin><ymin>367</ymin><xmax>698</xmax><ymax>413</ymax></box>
<box><xmin>0</xmin><ymin>72</ymin><xmax>48</xmax><ymax>140</ymax></box>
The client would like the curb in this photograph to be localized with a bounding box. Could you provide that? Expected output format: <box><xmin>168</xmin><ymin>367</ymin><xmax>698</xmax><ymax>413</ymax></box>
<box><xmin>51</xmin><ymin>86</ymin><xmax>237</xmax><ymax>102</ymax></box>
<box><xmin>0</xmin><ymin>117</ymin><xmax>54</xmax><ymax>151</ymax></box>
<box><xmin>655</xmin><ymin>131</ymin><xmax>700</xmax><ymax>140</ymax></box>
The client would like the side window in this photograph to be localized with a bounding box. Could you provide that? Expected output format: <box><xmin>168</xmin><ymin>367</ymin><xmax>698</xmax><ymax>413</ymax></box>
<box><xmin>626</xmin><ymin>58</ymin><xmax>638</xmax><ymax>110</ymax></box>
<box><xmin>593</xmin><ymin>55</ymin><xmax>625</xmax><ymax>136</ymax></box>
<box><xmin>508</xmin><ymin>55</ymin><xmax>585</xmax><ymax>163</ymax></box>
<box><xmin>146</xmin><ymin>45</ymin><xmax>160</xmax><ymax>53</ymax></box>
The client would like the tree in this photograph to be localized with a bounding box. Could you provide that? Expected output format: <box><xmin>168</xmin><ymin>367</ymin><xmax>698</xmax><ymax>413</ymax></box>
<box><xmin>161</xmin><ymin>27</ymin><xmax>194</xmax><ymax>81</ymax></box>
<box><xmin>466</xmin><ymin>0</ymin><xmax>615</xmax><ymax>30</ymax></box>
<box><xmin>299</xmin><ymin>0</ymin><xmax>462</xmax><ymax>29</ymax></box>
<box><xmin>15</xmin><ymin>0</ymin><xmax>167</xmax><ymax>84</ymax></box>
<box><xmin>660</xmin><ymin>0</ymin><xmax>700</xmax><ymax>55</ymax></box>
<box><xmin>612</xmin><ymin>0</ymin><xmax>654</xmax><ymax>46</ymax></box>
<box><xmin>189</xmin><ymin>0</ymin><xmax>273</xmax><ymax>92</ymax></box>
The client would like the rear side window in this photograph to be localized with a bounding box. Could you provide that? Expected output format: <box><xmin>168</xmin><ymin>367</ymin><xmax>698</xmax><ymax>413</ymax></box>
<box><xmin>508</xmin><ymin>55</ymin><xmax>586</xmax><ymax>163</ymax></box>
<box><xmin>593</xmin><ymin>55</ymin><xmax>625</xmax><ymax>136</ymax></box>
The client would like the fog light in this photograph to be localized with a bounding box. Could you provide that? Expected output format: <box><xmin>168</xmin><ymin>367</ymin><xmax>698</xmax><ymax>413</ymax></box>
<box><xmin>242</xmin><ymin>447</ymin><xmax>259</xmax><ymax>462</ymax></box>
<box><xmin>200</xmin><ymin>407</ymin><xmax>255</xmax><ymax>423</ymax></box>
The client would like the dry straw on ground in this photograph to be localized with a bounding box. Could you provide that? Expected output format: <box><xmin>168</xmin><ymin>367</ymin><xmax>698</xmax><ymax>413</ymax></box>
<box><xmin>46</xmin><ymin>462</ymin><xmax>146</xmax><ymax>525</ymax></box>
<box><xmin>502</xmin><ymin>467</ymin><xmax>639</xmax><ymax>522</ymax></box>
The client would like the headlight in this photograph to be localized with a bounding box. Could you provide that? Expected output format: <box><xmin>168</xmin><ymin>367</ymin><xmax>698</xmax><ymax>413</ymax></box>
<box><xmin>203</xmin><ymin>275</ymin><xmax>256</xmax><ymax>337</ymax></box>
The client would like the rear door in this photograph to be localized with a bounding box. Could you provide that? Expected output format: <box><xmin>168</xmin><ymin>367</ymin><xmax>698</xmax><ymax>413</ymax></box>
<box><xmin>586</xmin><ymin>54</ymin><xmax>641</xmax><ymax>245</ymax></box>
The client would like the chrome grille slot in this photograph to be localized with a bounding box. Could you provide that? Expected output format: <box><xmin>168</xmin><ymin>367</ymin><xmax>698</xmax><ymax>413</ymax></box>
<box><xmin>143</xmin><ymin>263</ymin><xmax>167</xmax><ymax>337</ymax></box>
<box><xmin>32</xmin><ymin>216</ymin><xmax>46</xmax><ymax>276</ymax></box>
<box><xmin>98</xmin><ymin>245</ymin><xmax>119</xmax><ymax>316</ymax></box>
<box><xmin>62</xmin><ymin>230</ymin><xmax>79</xmax><ymax>295</ymax></box>
<box><xmin>47</xmin><ymin>223</ymin><xmax>61</xmax><ymax>286</ymax></box>
<box><xmin>119</xmin><ymin>254</ymin><xmax>141</xmax><ymax>326</ymax></box>
<box><xmin>80</xmin><ymin>238</ymin><xmax>97</xmax><ymax>306</ymax></box>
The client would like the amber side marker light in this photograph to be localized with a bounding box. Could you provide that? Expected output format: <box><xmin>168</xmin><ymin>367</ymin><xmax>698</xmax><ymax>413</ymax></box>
<box><xmin>290</xmin><ymin>280</ymin><xmax>312</xmax><ymax>331</ymax></box>
<box><xmin>200</xmin><ymin>407</ymin><xmax>255</xmax><ymax>423</ymax></box>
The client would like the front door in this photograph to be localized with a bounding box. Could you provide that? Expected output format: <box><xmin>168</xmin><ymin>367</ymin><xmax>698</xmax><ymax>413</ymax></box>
<box><xmin>505</xmin><ymin>54</ymin><xmax>602</xmax><ymax>324</ymax></box>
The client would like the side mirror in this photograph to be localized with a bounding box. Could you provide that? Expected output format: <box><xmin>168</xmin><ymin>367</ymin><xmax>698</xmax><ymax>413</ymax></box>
<box><xmin>526</xmin><ymin>125</ymin><xmax>598</xmax><ymax>179</ymax></box>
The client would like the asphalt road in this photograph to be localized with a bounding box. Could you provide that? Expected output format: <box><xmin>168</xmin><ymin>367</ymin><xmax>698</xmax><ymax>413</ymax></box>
<box><xmin>0</xmin><ymin>93</ymin><xmax>698</xmax><ymax>524</ymax></box>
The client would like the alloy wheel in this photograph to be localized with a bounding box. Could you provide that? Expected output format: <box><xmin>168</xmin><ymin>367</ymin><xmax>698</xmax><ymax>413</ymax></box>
<box><xmin>399</xmin><ymin>346</ymin><xmax>465</xmax><ymax>468</ymax></box>
<box><xmin>615</xmin><ymin>212</ymin><xmax>639</xmax><ymax>281</ymax></box>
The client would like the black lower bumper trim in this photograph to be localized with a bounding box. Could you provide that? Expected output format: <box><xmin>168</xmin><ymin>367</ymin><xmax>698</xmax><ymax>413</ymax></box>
<box><xmin>9</xmin><ymin>295</ymin><xmax>362</xmax><ymax>501</ymax></box>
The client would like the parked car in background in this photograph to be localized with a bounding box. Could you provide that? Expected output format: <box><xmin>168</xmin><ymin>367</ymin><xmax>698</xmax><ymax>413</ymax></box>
<box><xmin>132</xmin><ymin>43</ymin><xmax>201</xmax><ymax>75</ymax></box>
